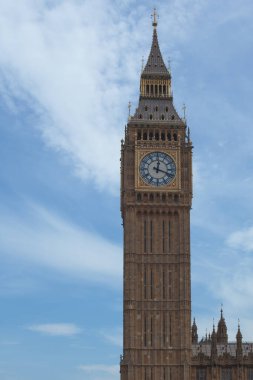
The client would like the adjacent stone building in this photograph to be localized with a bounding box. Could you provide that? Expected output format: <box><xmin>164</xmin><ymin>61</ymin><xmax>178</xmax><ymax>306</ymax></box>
<box><xmin>120</xmin><ymin>10</ymin><xmax>253</xmax><ymax>380</ymax></box>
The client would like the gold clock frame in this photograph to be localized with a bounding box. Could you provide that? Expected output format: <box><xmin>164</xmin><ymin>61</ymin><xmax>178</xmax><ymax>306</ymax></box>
<box><xmin>135</xmin><ymin>148</ymin><xmax>181</xmax><ymax>191</ymax></box>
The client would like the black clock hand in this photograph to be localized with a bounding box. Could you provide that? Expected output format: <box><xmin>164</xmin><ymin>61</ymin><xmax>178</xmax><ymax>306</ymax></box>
<box><xmin>155</xmin><ymin>161</ymin><xmax>160</xmax><ymax>173</ymax></box>
<box><xmin>154</xmin><ymin>167</ymin><xmax>175</xmax><ymax>177</ymax></box>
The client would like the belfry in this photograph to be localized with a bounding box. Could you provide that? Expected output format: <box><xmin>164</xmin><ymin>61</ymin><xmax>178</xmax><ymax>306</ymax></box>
<box><xmin>120</xmin><ymin>10</ymin><xmax>253</xmax><ymax>380</ymax></box>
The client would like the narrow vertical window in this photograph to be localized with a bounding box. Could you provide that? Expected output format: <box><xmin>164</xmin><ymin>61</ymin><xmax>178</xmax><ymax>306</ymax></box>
<box><xmin>168</xmin><ymin>271</ymin><xmax>172</xmax><ymax>299</ymax></box>
<box><xmin>150</xmin><ymin>220</ymin><xmax>153</xmax><ymax>253</ymax></box>
<box><xmin>163</xmin><ymin>313</ymin><xmax>166</xmax><ymax>346</ymax></box>
<box><xmin>144</xmin><ymin>315</ymin><xmax>147</xmax><ymax>347</ymax></box>
<box><xmin>162</xmin><ymin>220</ymin><xmax>165</xmax><ymax>253</ymax></box>
<box><xmin>169</xmin><ymin>314</ymin><xmax>172</xmax><ymax>345</ymax></box>
<box><xmin>150</xmin><ymin>268</ymin><xmax>153</xmax><ymax>299</ymax></box>
<box><xmin>168</xmin><ymin>221</ymin><xmax>171</xmax><ymax>253</ymax></box>
<box><xmin>150</xmin><ymin>316</ymin><xmax>153</xmax><ymax>347</ymax></box>
<box><xmin>144</xmin><ymin>220</ymin><xmax>147</xmax><ymax>253</ymax></box>
<box><xmin>144</xmin><ymin>367</ymin><xmax>147</xmax><ymax>380</ymax></box>
<box><xmin>144</xmin><ymin>266</ymin><xmax>147</xmax><ymax>299</ymax></box>
<box><xmin>162</xmin><ymin>270</ymin><xmax>166</xmax><ymax>299</ymax></box>
<box><xmin>163</xmin><ymin>367</ymin><xmax>166</xmax><ymax>380</ymax></box>
<box><xmin>151</xmin><ymin>367</ymin><xmax>153</xmax><ymax>380</ymax></box>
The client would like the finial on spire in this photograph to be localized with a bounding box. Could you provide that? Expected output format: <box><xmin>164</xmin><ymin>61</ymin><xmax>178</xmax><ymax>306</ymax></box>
<box><xmin>151</xmin><ymin>8</ymin><xmax>158</xmax><ymax>28</ymax></box>
<box><xmin>141</xmin><ymin>56</ymin><xmax>145</xmax><ymax>72</ymax></box>
<box><xmin>128</xmin><ymin>101</ymin><xmax>131</xmax><ymax>118</ymax></box>
<box><xmin>182</xmin><ymin>103</ymin><xmax>186</xmax><ymax>120</ymax></box>
<box><xmin>221</xmin><ymin>303</ymin><xmax>223</xmax><ymax>318</ymax></box>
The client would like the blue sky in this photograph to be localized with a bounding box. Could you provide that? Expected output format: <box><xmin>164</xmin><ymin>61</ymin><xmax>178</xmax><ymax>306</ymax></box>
<box><xmin>0</xmin><ymin>0</ymin><xmax>253</xmax><ymax>379</ymax></box>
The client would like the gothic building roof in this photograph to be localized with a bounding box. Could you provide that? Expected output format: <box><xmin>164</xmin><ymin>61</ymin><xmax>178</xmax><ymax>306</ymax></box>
<box><xmin>132</xmin><ymin>98</ymin><xmax>181</xmax><ymax>122</ymax></box>
<box><xmin>130</xmin><ymin>16</ymin><xmax>183</xmax><ymax>124</ymax></box>
<box><xmin>192</xmin><ymin>342</ymin><xmax>253</xmax><ymax>358</ymax></box>
<box><xmin>142</xmin><ymin>27</ymin><xmax>170</xmax><ymax>78</ymax></box>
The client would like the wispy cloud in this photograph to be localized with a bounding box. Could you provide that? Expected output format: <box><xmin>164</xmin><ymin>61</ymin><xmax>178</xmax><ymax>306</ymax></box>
<box><xmin>0</xmin><ymin>0</ymin><xmax>213</xmax><ymax>195</ymax></box>
<box><xmin>100</xmin><ymin>327</ymin><xmax>122</xmax><ymax>348</ymax></box>
<box><xmin>0</xmin><ymin>202</ymin><xmax>122</xmax><ymax>285</ymax></box>
<box><xmin>27</xmin><ymin>323</ymin><xmax>81</xmax><ymax>336</ymax></box>
<box><xmin>227</xmin><ymin>226</ymin><xmax>253</xmax><ymax>252</ymax></box>
<box><xmin>79</xmin><ymin>364</ymin><xmax>118</xmax><ymax>375</ymax></box>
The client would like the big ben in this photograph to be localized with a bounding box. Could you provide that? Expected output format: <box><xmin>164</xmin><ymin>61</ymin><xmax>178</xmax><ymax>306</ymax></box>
<box><xmin>120</xmin><ymin>10</ymin><xmax>192</xmax><ymax>380</ymax></box>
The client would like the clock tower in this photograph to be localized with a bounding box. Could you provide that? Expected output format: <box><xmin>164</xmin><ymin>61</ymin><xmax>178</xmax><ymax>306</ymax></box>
<box><xmin>120</xmin><ymin>11</ymin><xmax>192</xmax><ymax>380</ymax></box>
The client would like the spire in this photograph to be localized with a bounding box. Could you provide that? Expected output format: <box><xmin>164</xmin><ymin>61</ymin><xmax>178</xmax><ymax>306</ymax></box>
<box><xmin>217</xmin><ymin>307</ymin><xmax>228</xmax><ymax>344</ymax></box>
<box><xmin>192</xmin><ymin>318</ymin><xmax>198</xmax><ymax>344</ymax></box>
<box><xmin>131</xmin><ymin>10</ymin><xmax>183</xmax><ymax>123</ymax></box>
<box><xmin>142</xmin><ymin>12</ymin><xmax>170</xmax><ymax>77</ymax></box>
<box><xmin>236</xmin><ymin>320</ymin><xmax>243</xmax><ymax>361</ymax></box>
<box><xmin>211</xmin><ymin>323</ymin><xmax>217</xmax><ymax>362</ymax></box>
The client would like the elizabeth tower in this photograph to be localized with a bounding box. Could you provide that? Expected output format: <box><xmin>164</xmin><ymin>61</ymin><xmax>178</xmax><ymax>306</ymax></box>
<box><xmin>120</xmin><ymin>12</ymin><xmax>193</xmax><ymax>380</ymax></box>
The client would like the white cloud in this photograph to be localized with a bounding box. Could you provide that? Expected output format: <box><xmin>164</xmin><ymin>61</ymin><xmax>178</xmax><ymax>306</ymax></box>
<box><xmin>100</xmin><ymin>327</ymin><xmax>122</xmax><ymax>347</ymax></box>
<box><xmin>227</xmin><ymin>226</ymin><xmax>253</xmax><ymax>252</ymax></box>
<box><xmin>27</xmin><ymin>323</ymin><xmax>81</xmax><ymax>336</ymax></box>
<box><xmin>0</xmin><ymin>202</ymin><xmax>122</xmax><ymax>285</ymax></box>
<box><xmin>0</xmin><ymin>0</ymin><xmax>211</xmax><ymax>195</ymax></box>
<box><xmin>79</xmin><ymin>364</ymin><xmax>118</xmax><ymax>376</ymax></box>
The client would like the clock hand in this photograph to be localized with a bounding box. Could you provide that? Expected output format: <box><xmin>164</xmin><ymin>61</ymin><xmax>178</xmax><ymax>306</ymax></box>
<box><xmin>155</xmin><ymin>167</ymin><xmax>175</xmax><ymax>177</ymax></box>
<box><xmin>155</xmin><ymin>160</ymin><xmax>160</xmax><ymax>173</ymax></box>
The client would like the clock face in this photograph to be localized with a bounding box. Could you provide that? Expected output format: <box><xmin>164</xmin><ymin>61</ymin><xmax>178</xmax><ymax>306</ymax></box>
<box><xmin>139</xmin><ymin>151</ymin><xmax>176</xmax><ymax>187</ymax></box>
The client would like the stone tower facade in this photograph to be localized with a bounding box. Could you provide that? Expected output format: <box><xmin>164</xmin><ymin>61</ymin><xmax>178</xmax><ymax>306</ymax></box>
<box><xmin>120</xmin><ymin>11</ymin><xmax>192</xmax><ymax>380</ymax></box>
<box><xmin>120</xmin><ymin>11</ymin><xmax>253</xmax><ymax>380</ymax></box>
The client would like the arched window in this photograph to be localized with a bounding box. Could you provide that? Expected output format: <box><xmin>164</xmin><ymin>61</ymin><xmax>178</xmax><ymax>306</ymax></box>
<box><xmin>145</xmin><ymin>105</ymin><xmax>148</xmax><ymax>111</ymax></box>
<box><xmin>149</xmin><ymin>114</ymin><xmax>153</xmax><ymax>120</ymax></box>
<box><xmin>139</xmin><ymin>114</ymin><xmax>143</xmax><ymax>119</ymax></box>
<box><xmin>161</xmin><ymin>114</ymin><xmax>165</xmax><ymax>120</ymax></box>
<box><xmin>143</xmin><ymin>132</ymin><xmax>147</xmax><ymax>140</ymax></box>
<box><xmin>155</xmin><ymin>106</ymin><xmax>158</xmax><ymax>112</ymax></box>
<box><xmin>149</xmin><ymin>132</ymin><xmax>153</xmax><ymax>140</ymax></box>
<box><xmin>167</xmin><ymin>133</ymin><xmax>171</xmax><ymax>141</ymax></box>
<box><xmin>161</xmin><ymin>132</ymin><xmax>165</xmax><ymax>141</ymax></box>
<box><xmin>165</xmin><ymin>106</ymin><xmax>169</xmax><ymax>112</ymax></box>
<box><xmin>137</xmin><ymin>131</ymin><xmax>141</xmax><ymax>140</ymax></box>
<box><xmin>155</xmin><ymin>132</ymin><xmax>159</xmax><ymax>140</ymax></box>
<box><xmin>171</xmin><ymin>115</ymin><xmax>175</xmax><ymax>120</ymax></box>
<box><xmin>173</xmin><ymin>133</ymin><xmax>177</xmax><ymax>141</ymax></box>
<box><xmin>146</xmin><ymin>84</ymin><xmax>149</xmax><ymax>94</ymax></box>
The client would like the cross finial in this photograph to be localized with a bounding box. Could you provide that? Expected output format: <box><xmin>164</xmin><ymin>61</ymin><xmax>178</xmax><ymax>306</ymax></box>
<box><xmin>221</xmin><ymin>303</ymin><xmax>223</xmax><ymax>317</ymax></box>
<box><xmin>151</xmin><ymin>8</ymin><xmax>158</xmax><ymax>28</ymax></box>
<box><xmin>182</xmin><ymin>103</ymin><xmax>186</xmax><ymax>120</ymax></box>
<box><xmin>128</xmin><ymin>101</ymin><xmax>131</xmax><ymax>117</ymax></box>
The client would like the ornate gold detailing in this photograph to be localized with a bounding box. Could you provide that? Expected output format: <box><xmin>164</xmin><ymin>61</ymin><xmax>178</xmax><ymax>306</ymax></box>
<box><xmin>135</xmin><ymin>148</ymin><xmax>181</xmax><ymax>191</ymax></box>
